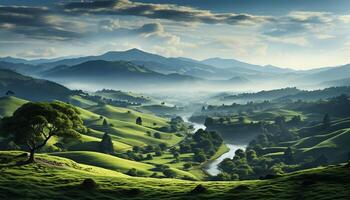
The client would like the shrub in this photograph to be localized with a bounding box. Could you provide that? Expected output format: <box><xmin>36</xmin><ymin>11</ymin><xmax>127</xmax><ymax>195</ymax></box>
<box><xmin>183</xmin><ymin>163</ymin><xmax>192</xmax><ymax>170</ymax></box>
<box><xmin>231</xmin><ymin>174</ymin><xmax>239</xmax><ymax>181</ymax></box>
<box><xmin>155</xmin><ymin>151</ymin><xmax>162</xmax><ymax>156</ymax></box>
<box><xmin>194</xmin><ymin>153</ymin><xmax>206</xmax><ymax>163</ymax></box>
<box><xmin>81</xmin><ymin>178</ymin><xmax>97</xmax><ymax>190</ymax></box>
<box><xmin>127</xmin><ymin>168</ymin><xmax>138</xmax><ymax>176</ymax></box>
<box><xmin>163</xmin><ymin>169</ymin><xmax>176</xmax><ymax>178</ymax></box>
<box><xmin>146</xmin><ymin>154</ymin><xmax>153</xmax><ymax>160</ymax></box>
<box><xmin>159</xmin><ymin>143</ymin><xmax>167</xmax><ymax>151</ymax></box>
<box><xmin>154</xmin><ymin>132</ymin><xmax>161</xmax><ymax>139</ymax></box>
<box><xmin>154</xmin><ymin>164</ymin><xmax>169</xmax><ymax>171</ymax></box>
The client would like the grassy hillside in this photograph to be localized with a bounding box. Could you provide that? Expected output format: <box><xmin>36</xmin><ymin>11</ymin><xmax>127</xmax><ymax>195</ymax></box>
<box><xmin>0</xmin><ymin>151</ymin><xmax>349</xmax><ymax>200</ymax></box>
<box><xmin>296</xmin><ymin>128</ymin><xmax>350</xmax><ymax>163</ymax></box>
<box><xmin>68</xmin><ymin>95</ymin><xmax>98</xmax><ymax>108</ymax></box>
<box><xmin>50</xmin><ymin>151</ymin><xmax>197</xmax><ymax>179</ymax></box>
<box><xmin>0</xmin><ymin>96</ymin><xmax>180</xmax><ymax>150</ymax></box>
<box><xmin>77</xmin><ymin>106</ymin><xmax>182</xmax><ymax>147</ymax></box>
<box><xmin>50</xmin><ymin>151</ymin><xmax>154</xmax><ymax>175</ymax></box>
<box><xmin>0</xmin><ymin>69</ymin><xmax>72</xmax><ymax>101</ymax></box>
<box><xmin>94</xmin><ymin>89</ymin><xmax>154</xmax><ymax>104</ymax></box>
<box><xmin>0</xmin><ymin>96</ymin><xmax>27</xmax><ymax>118</ymax></box>
<box><xmin>87</xmin><ymin>104</ymin><xmax>168</xmax><ymax>127</ymax></box>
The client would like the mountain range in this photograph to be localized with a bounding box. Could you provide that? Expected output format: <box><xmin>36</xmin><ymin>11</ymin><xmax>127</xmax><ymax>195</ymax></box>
<box><xmin>1</xmin><ymin>48</ymin><xmax>350</xmax><ymax>90</ymax></box>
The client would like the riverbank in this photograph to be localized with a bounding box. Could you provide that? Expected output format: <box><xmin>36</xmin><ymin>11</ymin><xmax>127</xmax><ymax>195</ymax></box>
<box><xmin>204</xmin><ymin>143</ymin><xmax>247</xmax><ymax>176</ymax></box>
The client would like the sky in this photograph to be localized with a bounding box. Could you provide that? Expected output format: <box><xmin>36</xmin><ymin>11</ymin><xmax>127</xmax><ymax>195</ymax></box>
<box><xmin>0</xmin><ymin>0</ymin><xmax>350</xmax><ymax>69</ymax></box>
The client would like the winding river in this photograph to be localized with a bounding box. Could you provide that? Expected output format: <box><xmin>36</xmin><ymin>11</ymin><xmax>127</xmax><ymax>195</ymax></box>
<box><xmin>188</xmin><ymin>119</ymin><xmax>247</xmax><ymax>176</ymax></box>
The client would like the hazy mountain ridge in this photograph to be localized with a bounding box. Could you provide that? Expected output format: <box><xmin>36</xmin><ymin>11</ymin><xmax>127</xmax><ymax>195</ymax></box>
<box><xmin>1</xmin><ymin>49</ymin><xmax>350</xmax><ymax>89</ymax></box>
<box><xmin>0</xmin><ymin>69</ymin><xmax>72</xmax><ymax>101</ymax></box>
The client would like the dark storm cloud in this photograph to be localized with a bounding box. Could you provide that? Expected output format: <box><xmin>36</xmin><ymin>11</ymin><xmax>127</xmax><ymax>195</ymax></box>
<box><xmin>63</xmin><ymin>0</ymin><xmax>271</xmax><ymax>25</ymax></box>
<box><xmin>0</xmin><ymin>6</ymin><xmax>81</xmax><ymax>40</ymax></box>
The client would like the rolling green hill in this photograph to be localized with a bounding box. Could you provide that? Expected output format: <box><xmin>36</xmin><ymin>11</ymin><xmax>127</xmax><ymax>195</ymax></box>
<box><xmin>1</xmin><ymin>151</ymin><xmax>349</xmax><ymax>200</ymax></box>
<box><xmin>76</xmin><ymin>106</ymin><xmax>181</xmax><ymax>147</ymax></box>
<box><xmin>0</xmin><ymin>96</ymin><xmax>180</xmax><ymax>154</ymax></box>
<box><xmin>87</xmin><ymin>104</ymin><xmax>168</xmax><ymax>128</ymax></box>
<box><xmin>94</xmin><ymin>89</ymin><xmax>154</xmax><ymax>104</ymax></box>
<box><xmin>0</xmin><ymin>96</ymin><xmax>28</xmax><ymax>118</ymax></box>
<box><xmin>50</xmin><ymin>151</ymin><xmax>154</xmax><ymax>175</ymax></box>
<box><xmin>50</xmin><ymin>151</ymin><xmax>197</xmax><ymax>180</ymax></box>
<box><xmin>295</xmin><ymin>128</ymin><xmax>350</xmax><ymax>163</ymax></box>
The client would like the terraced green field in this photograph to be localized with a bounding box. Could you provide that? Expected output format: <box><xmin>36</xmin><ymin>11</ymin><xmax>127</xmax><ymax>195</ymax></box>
<box><xmin>1</xmin><ymin>151</ymin><xmax>349</xmax><ymax>200</ymax></box>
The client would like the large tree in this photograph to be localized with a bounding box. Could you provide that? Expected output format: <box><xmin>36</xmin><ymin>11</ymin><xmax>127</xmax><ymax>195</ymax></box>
<box><xmin>1</xmin><ymin>102</ymin><xmax>85</xmax><ymax>163</ymax></box>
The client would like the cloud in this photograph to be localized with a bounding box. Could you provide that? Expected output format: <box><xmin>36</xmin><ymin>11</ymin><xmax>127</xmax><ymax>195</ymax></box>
<box><xmin>264</xmin><ymin>11</ymin><xmax>336</xmax><ymax>37</ymax></box>
<box><xmin>63</xmin><ymin>0</ymin><xmax>270</xmax><ymax>26</ymax></box>
<box><xmin>0</xmin><ymin>6</ymin><xmax>81</xmax><ymax>40</ymax></box>
<box><xmin>339</xmin><ymin>15</ymin><xmax>350</xmax><ymax>23</ymax></box>
<box><xmin>16</xmin><ymin>47</ymin><xmax>57</xmax><ymax>58</ymax></box>
<box><xmin>136</xmin><ymin>22</ymin><xmax>163</xmax><ymax>36</ymax></box>
<box><xmin>98</xmin><ymin>19</ymin><xmax>120</xmax><ymax>31</ymax></box>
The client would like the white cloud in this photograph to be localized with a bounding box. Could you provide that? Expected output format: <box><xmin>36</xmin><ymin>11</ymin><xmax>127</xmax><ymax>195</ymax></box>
<box><xmin>16</xmin><ymin>47</ymin><xmax>57</xmax><ymax>58</ymax></box>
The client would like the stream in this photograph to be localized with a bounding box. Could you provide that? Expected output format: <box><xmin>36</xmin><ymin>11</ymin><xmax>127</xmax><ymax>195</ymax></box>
<box><xmin>186</xmin><ymin>118</ymin><xmax>247</xmax><ymax>176</ymax></box>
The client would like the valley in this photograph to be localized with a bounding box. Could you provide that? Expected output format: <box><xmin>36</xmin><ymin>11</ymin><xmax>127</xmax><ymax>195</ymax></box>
<box><xmin>1</xmin><ymin>46</ymin><xmax>350</xmax><ymax>199</ymax></box>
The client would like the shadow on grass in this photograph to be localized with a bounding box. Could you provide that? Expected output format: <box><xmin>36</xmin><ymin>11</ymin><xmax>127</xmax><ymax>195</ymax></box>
<box><xmin>0</xmin><ymin>153</ymin><xmax>32</xmax><ymax>168</ymax></box>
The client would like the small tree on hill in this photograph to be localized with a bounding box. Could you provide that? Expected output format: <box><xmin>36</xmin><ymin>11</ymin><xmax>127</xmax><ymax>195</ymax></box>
<box><xmin>323</xmin><ymin>113</ymin><xmax>331</xmax><ymax>129</ymax></box>
<box><xmin>1</xmin><ymin>102</ymin><xmax>84</xmax><ymax>163</ymax></box>
<box><xmin>102</xmin><ymin>118</ymin><xmax>108</xmax><ymax>127</ymax></box>
<box><xmin>100</xmin><ymin>132</ymin><xmax>114</xmax><ymax>154</ymax></box>
<box><xmin>136</xmin><ymin>117</ymin><xmax>142</xmax><ymax>125</ymax></box>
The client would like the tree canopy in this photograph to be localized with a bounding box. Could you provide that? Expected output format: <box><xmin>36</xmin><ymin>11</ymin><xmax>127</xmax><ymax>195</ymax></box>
<box><xmin>1</xmin><ymin>101</ymin><xmax>85</xmax><ymax>162</ymax></box>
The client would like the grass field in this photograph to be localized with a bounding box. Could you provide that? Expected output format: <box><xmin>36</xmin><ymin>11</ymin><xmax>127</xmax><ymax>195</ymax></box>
<box><xmin>1</xmin><ymin>151</ymin><xmax>349</xmax><ymax>200</ymax></box>
<box><xmin>49</xmin><ymin>151</ymin><xmax>197</xmax><ymax>179</ymax></box>
<box><xmin>68</xmin><ymin>95</ymin><xmax>98</xmax><ymax>108</ymax></box>
<box><xmin>88</xmin><ymin>104</ymin><xmax>169</xmax><ymax>127</ymax></box>
<box><xmin>0</xmin><ymin>96</ymin><xmax>27</xmax><ymax>118</ymax></box>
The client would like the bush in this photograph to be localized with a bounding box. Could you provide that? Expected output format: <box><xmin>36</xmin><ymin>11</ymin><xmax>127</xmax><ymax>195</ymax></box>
<box><xmin>159</xmin><ymin>143</ymin><xmax>167</xmax><ymax>151</ymax></box>
<box><xmin>155</xmin><ymin>151</ymin><xmax>162</xmax><ymax>156</ymax></box>
<box><xmin>194</xmin><ymin>153</ymin><xmax>206</xmax><ymax>163</ymax></box>
<box><xmin>146</xmin><ymin>154</ymin><xmax>153</xmax><ymax>160</ymax></box>
<box><xmin>154</xmin><ymin>164</ymin><xmax>169</xmax><ymax>171</ymax></box>
<box><xmin>154</xmin><ymin>132</ymin><xmax>161</xmax><ymax>139</ymax></box>
<box><xmin>183</xmin><ymin>163</ymin><xmax>192</xmax><ymax>170</ymax></box>
<box><xmin>214</xmin><ymin>172</ymin><xmax>231</xmax><ymax>181</ymax></box>
<box><xmin>81</xmin><ymin>178</ymin><xmax>97</xmax><ymax>190</ymax></box>
<box><xmin>231</xmin><ymin>174</ymin><xmax>239</xmax><ymax>181</ymax></box>
<box><xmin>127</xmin><ymin>168</ymin><xmax>138</xmax><ymax>176</ymax></box>
<box><xmin>163</xmin><ymin>169</ymin><xmax>176</xmax><ymax>178</ymax></box>
<box><xmin>190</xmin><ymin>184</ymin><xmax>207</xmax><ymax>194</ymax></box>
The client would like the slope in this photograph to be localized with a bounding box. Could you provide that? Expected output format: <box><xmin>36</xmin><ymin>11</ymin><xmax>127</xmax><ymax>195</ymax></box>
<box><xmin>0</xmin><ymin>69</ymin><xmax>72</xmax><ymax>101</ymax></box>
<box><xmin>0</xmin><ymin>151</ymin><xmax>349</xmax><ymax>200</ymax></box>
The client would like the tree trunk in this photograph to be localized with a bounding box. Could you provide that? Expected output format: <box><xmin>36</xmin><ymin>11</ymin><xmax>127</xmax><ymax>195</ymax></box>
<box><xmin>27</xmin><ymin>149</ymin><xmax>35</xmax><ymax>163</ymax></box>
